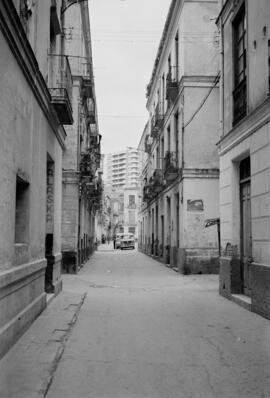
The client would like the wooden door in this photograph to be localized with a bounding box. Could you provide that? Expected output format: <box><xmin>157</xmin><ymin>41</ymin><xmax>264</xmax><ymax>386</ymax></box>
<box><xmin>240</xmin><ymin>179</ymin><xmax>252</xmax><ymax>296</ymax></box>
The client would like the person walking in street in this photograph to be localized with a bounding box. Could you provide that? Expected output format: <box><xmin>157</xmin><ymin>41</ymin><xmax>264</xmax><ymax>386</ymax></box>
<box><xmin>113</xmin><ymin>234</ymin><xmax>116</xmax><ymax>250</ymax></box>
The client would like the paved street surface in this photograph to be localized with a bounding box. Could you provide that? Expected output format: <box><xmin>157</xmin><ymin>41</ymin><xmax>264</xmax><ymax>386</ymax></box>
<box><xmin>1</xmin><ymin>247</ymin><xmax>270</xmax><ymax>398</ymax></box>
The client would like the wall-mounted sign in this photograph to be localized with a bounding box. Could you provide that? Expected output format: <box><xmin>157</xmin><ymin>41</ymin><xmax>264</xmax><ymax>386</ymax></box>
<box><xmin>187</xmin><ymin>199</ymin><xmax>204</xmax><ymax>212</ymax></box>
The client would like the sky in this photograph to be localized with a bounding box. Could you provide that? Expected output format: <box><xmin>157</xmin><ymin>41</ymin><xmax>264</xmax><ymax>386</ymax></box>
<box><xmin>89</xmin><ymin>0</ymin><xmax>172</xmax><ymax>155</ymax></box>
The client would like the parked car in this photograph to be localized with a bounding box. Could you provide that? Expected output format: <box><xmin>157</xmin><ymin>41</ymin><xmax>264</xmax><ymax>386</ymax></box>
<box><xmin>120</xmin><ymin>233</ymin><xmax>135</xmax><ymax>250</ymax></box>
<box><xmin>115</xmin><ymin>233</ymin><xmax>124</xmax><ymax>249</ymax></box>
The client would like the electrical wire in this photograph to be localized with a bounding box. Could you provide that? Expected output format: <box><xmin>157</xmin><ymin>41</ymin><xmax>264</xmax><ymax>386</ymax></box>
<box><xmin>183</xmin><ymin>73</ymin><xmax>220</xmax><ymax>129</ymax></box>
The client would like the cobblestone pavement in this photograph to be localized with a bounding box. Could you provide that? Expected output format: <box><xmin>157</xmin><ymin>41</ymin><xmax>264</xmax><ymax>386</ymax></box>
<box><xmin>1</xmin><ymin>249</ymin><xmax>270</xmax><ymax>397</ymax></box>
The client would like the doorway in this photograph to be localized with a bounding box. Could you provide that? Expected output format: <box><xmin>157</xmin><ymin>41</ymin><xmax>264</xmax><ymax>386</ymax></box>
<box><xmin>45</xmin><ymin>155</ymin><xmax>55</xmax><ymax>293</ymax></box>
<box><xmin>239</xmin><ymin>157</ymin><xmax>252</xmax><ymax>296</ymax></box>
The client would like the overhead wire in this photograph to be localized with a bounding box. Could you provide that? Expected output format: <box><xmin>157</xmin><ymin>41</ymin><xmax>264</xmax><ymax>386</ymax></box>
<box><xmin>184</xmin><ymin>73</ymin><xmax>221</xmax><ymax>129</ymax></box>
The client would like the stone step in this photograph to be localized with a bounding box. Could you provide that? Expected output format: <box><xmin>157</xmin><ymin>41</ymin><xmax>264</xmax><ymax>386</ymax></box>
<box><xmin>231</xmin><ymin>294</ymin><xmax>252</xmax><ymax>311</ymax></box>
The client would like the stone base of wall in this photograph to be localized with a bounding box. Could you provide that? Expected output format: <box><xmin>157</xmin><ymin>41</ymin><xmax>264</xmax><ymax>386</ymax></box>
<box><xmin>250</xmin><ymin>263</ymin><xmax>270</xmax><ymax>320</ymax></box>
<box><xmin>0</xmin><ymin>259</ymin><xmax>47</xmax><ymax>360</ymax></box>
<box><xmin>219</xmin><ymin>256</ymin><xmax>242</xmax><ymax>298</ymax></box>
<box><xmin>178</xmin><ymin>248</ymin><xmax>219</xmax><ymax>274</ymax></box>
<box><xmin>53</xmin><ymin>254</ymin><xmax>62</xmax><ymax>295</ymax></box>
<box><xmin>219</xmin><ymin>258</ymin><xmax>270</xmax><ymax>320</ymax></box>
<box><xmin>62</xmin><ymin>251</ymin><xmax>78</xmax><ymax>274</ymax></box>
<box><xmin>62</xmin><ymin>246</ymin><xmax>95</xmax><ymax>274</ymax></box>
<box><xmin>139</xmin><ymin>245</ymin><xmax>219</xmax><ymax>274</ymax></box>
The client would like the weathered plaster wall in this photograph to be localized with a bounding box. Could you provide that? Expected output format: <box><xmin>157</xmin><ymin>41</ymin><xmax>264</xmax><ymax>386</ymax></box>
<box><xmin>0</xmin><ymin>0</ymin><xmax>64</xmax><ymax>357</ymax></box>
<box><xmin>184</xmin><ymin>85</ymin><xmax>219</xmax><ymax>169</ymax></box>
<box><xmin>0</xmin><ymin>35</ymin><xmax>47</xmax><ymax>269</ymax></box>
<box><xmin>183</xmin><ymin>1</ymin><xmax>219</xmax><ymax>77</ymax></box>
<box><xmin>182</xmin><ymin>177</ymin><xmax>219</xmax><ymax>249</ymax></box>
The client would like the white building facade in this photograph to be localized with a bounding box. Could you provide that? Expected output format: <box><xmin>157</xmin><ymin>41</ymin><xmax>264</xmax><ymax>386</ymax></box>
<box><xmin>217</xmin><ymin>0</ymin><xmax>270</xmax><ymax>319</ymax></box>
<box><xmin>104</xmin><ymin>148</ymin><xmax>140</xmax><ymax>190</ymax></box>
<box><xmin>138</xmin><ymin>0</ymin><xmax>220</xmax><ymax>273</ymax></box>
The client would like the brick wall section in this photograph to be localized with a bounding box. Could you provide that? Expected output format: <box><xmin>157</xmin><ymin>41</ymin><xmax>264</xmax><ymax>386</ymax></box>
<box><xmin>251</xmin><ymin>263</ymin><xmax>270</xmax><ymax>320</ymax></box>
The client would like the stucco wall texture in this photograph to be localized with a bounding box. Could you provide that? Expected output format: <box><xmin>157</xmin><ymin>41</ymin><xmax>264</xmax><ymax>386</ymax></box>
<box><xmin>0</xmin><ymin>0</ymin><xmax>64</xmax><ymax>358</ymax></box>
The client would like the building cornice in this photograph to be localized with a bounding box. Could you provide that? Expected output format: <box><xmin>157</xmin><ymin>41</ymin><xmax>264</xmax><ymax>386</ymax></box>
<box><xmin>216</xmin><ymin>0</ymin><xmax>244</xmax><ymax>26</ymax></box>
<box><xmin>218</xmin><ymin>97</ymin><xmax>270</xmax><ymax>156</ymax></box>
<box><xmin>0</xmin><ymin>0</ymin><xmax>66</xmax><ymax>149</ymax></box>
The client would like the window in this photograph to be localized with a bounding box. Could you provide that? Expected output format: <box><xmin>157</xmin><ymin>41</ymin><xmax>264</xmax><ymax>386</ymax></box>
<box><xmin>174</xmin><ymin>112</ymin><xmax>179</xmax><ymax>165</ymax></box>
<box><xmin>161</xmin><ymin>138</ymin><xmax>164</xmax><ymax>162</ymax></box>
<box><xmin>233</xmin><ymin>5</ymin><xmax>247</xmax><ymax>124</ymax></box>
<box><xmin>162</xmin><ymin>74</ymin><xmax>165</xmax><ymax>113</ymax></box>
<box><xmin>175</xmin><ymin>32</ymin><xmax>179</xmax><ymax>80</ymax></box>
<box><xmin>15</xmin><ymin>176</ymin><xmax>30</xmax><ymax>244</ymax></box>
<box><xmin>129</xmin><ymin>195</ymin><xmax>135</xmax><ymax>207</ymax></box>
<box><xmin>167</xmin><ymin>125</ymin><xmax>171</xmax><ymax>152</ymax></box>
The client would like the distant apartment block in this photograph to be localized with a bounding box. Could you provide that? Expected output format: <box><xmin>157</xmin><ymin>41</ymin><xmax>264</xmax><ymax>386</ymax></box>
<box><xmin>104</xmin><ymin>148</ymin><xmax>140</xmax><ymax>189</ymax></box>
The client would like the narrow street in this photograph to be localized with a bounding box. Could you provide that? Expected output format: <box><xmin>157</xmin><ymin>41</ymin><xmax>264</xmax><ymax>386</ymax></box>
<box><xmin>41</xmin><ymin>247</ymin><xmax>270</xmax><ymax>398</ymax></box>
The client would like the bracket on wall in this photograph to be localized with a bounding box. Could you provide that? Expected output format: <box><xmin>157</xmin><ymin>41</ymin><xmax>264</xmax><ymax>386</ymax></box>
<box><xmin>61</xmin><ymin>0</ymin><xmax>89</xmax><ymax>15</ymax></box>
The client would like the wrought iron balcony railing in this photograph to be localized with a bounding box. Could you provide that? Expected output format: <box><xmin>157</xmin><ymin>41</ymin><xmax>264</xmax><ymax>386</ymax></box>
<box><xmin>48</xmin><ymin>54</ymin><xmax>73</xmax><ymax>124</ymax></box>
<box><xmin>152</xmin><ymin>169</ymin><xmax>164</xmax><ymax>193</ymax></box>
<box><xmin>81</xmin><ymin>76</ymin><xmax>93</xmax><ymax>99</ymax></box>
<box><xmin>163</xmin><ymin>151</ymin><xmax>179</xmax><ymax>183</ymax></box>
<box><xmin>142</xmin><ymin>169</ymin><xmax>164</xmax><ymax>202</ymax></box>
<box><xmin>166</xmin><ymin>66</ymin><xmax>179</xmax><ymax>103</ymax></box>
<box><xmin>151</xmin><ymin>102</ymin><xmax>164</xmax><ymax>139</ymax></box>
<box><xmin>144</xmin><ymin>134</ymin><xmax>152</xmax><ymax>154</ymax></box>
<box><xmin>80</xmin><ymin>149</ymin><xmax>99</xmax><ymax>178</ymax></box>
<box><xmin>86</xmin><ymin>98</ymin><xmax>96</xmax><ymax>124</ymax></box>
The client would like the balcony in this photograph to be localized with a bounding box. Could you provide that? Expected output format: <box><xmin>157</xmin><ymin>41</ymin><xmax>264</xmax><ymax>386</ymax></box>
<box><xmin>83</xmin><ymin>176</ymin><xmax>103</xmax><ymax>210</ymax></box>
<box><xmin>151</xmin><ymin>102</ymin><xmax>164</xmax><ymax>139</ymax></box>
<box><xmin>233</xmin><ymin>77</ymin><xmax>247</xmax><ymax>125</ymax></box>
<box><xmin>80</xmin><ymin>150</ymin><xmax>97</xmax><ymax>178</ymax></box>
<box><xmin>81</xmin><ymin>76</ymin><xmax>93</xmax><ymax>100</ymax></box>
<box><xmin>144</xmin><ymin>134</ymin><xmax>152</xmax><ymax>154</ymax></box>
<box><xmin>89</xmin><ymin>133</ymin><xmax>102</xmax><ymax>167</ymax></box>
<box><xmin>166</xmin><ymin>66</ymin><xmax>179</xmax><ymax>104</ymax></box>
<box><xmin>48</xmin><ymin>55</ymin><xmax>73</xmax><ymax>125</ymax></box>
<box><xmin>152</xmin><ymin>169</ymin><xmax>164</xmax><ymax>193</ymax></box>
<box><xmin>143</xmin><ymin>183</ymin><xmax>152</xmax><ymax>202</ymax></box>
<box><xmin>86</xmin><ymin>98</ymin><xmax>96</xmax><ymax>124</ymax></box>
<box><xmin>90</xmin><ymin>133</ymin><xmax>101</xmax><ymax>148</ymax></box>
<box><xmin>163</xmin><ymin>151</ymin><xmax>179</xmax><ymax>183</ymax></box>
<box><xmin>127</xmin><ymin>203</ymin><xmax>137</xmax><ymax>209</ymax></box>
